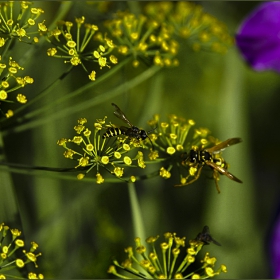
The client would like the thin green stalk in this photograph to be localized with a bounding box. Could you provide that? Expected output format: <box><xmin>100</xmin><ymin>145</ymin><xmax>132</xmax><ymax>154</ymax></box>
<box><xmin>127</xmin><ymin>1</ymin><xmax>141</xmax><ymax>15</ymax></box>
<box><xmin>138</xmin><ymin>70</ymin><xmax>164</xmax><ymax>126</ymax></box>
<box><xmin>47</xmin><ymin>2</ymin><xmax>74</xmax><ymax>31</ymax></box>
<box><xmin>0</xmin><ymin>164</ymin><xmax>160</xmax><ymax>184</ymax></box>
<box><xmin>2</xmin><ymin>63</ymin><xmax>161</xmax><ymax>135</ymax></box>
<box><xmin>0</xmin><ymin>37</ymin><xmax>13</xmax><ymax>59</ymax></box>
<box><xmin>0</xmin><ymin>130</ymin><xmax>20</xmax><ymax>224</ymax></box>
<box><xmin>128</xmin><ymin>182</ymin><xmax>145</xmax><ymax>241</ymax></box>
<box><xmin>9</xmin><ymin>57</ymin><xmax>131</xmax><ymax>125</ymax></box>
<box><xmin>7</xmin><ymin>65</ymin><xmax>74</xmax><ymax>118</ymax></box>
<box><xmin>204</xmin><ymin>49</ymin><xmax>263</xmax><ymax>278</ymax></box>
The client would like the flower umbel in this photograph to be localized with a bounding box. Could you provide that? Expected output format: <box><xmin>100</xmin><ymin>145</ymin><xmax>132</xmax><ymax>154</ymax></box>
<box><xmin>146</xmin><ymin>114</ymin><xmax>206</xmax><ymax>179</ymax></box>
<box><xmin>45</xmin><ymin>17</ymin><xmax>117</xmax><ymax>80</ymax></box>
<box><xmin>146</xmin><ymin>114</ymin><xmax>242</xmax><ymax>193</ymax></box>
<box><xmin>0</xmin><ymin>1</ymin><xmax>47</xmax><ymax>46</ymax></box>
<box><xmin>0</xmin><ymin>222</ymin><xmax>43</xmax><ymax>279</ymax></box>
<box><xmin>104</xmin><ymin>10</ymin><xmax>179</xmax><ymax>68</ymax></box>
<box><xmin>0</xmin><ymin>57</ymin><xmax>34</xmax><ymax>118</ymax></box>
<box><xmin>57</xmin><ymin>117</ymin><xmax>148</xmax><ymax>183</ymax></box>
<box><xmin>108</xmin><ymin>231</ymin><xmax>227</xmax><ymax>279</ymax></box>
<box><xmin>144</xmin><ymin>2</ymin><xmax>233</xmax><ymax>53</ymax></box>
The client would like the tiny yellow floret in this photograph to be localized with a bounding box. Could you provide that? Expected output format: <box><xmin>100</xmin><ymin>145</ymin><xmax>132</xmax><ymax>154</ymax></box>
<box><xmin>124</xmin><ymin>156</ymin><xmax>132</xmax><ymax>165</ymax></box>
<box><xmin>167</xmin><ymin>146</ymin><xmax>176</xmax><ymax>155</ymax></box>
<box><xmin>114</xmin><ymin>152</ymin><xmax>121</xmax><ymax>159</ymax></box>
<box><xmin>101</xmin><ymin>156</ymin><xmax>109</xmax><ymax>164</ymax></box>
<box><xmin>16</xmin><ymin>259</ymin><xmax>25</xmax><ymax>268</ymax></box>
<box><xmin>15</xmin><ymin>239</ymin><xmax>24</xmax><ymax>247</ymax></box>
<box><xmin>0</xmin><ymin>90</ymin><xmax>7</xmax><ymax>100</ymax></box>
<box><xmin>17</xmin><ymin>94</ymin><xmax>27</xmax><ymax>104</ymax></box>
<box><xmin>96</xmin><ymin>173</ymin><xmax>104</xmax><ymax>184</ymax></box>
<box><xmin>77</xmin><ymin>173</ymin><xmax>85</xmax><ymax>180</ymax></box>
<box><xmin>89</xmin><ymin>71</ymin><xmax>96</xmax><ymax>81</ymax></box>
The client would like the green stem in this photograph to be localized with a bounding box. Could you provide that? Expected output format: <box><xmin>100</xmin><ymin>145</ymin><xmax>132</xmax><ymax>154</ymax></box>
<box><xmin>0</xmin><ymin>2</ymin><xmax>74</xmax><ymax>125</ymax></box>
<box><xmin>8</xmin><ymin>65</ymin><xmax>74</xmax><ymax>118</ymax></box>
<box><xmin>47</xmin><ymin>2</ymin><xmax>74</xmax><ymax>31</ymax></box>
<box><xmin>0</xmin><ymin>164</ymin><xmax>160</xmax><ymax>183</ymax></box>
<box><xmin>0</xmin><ymin>57</ymin><xmax>130</xmax><ymax>130</ymax></box>
<box><xmin>2</xmin><ymin>62</ymin><xmax>161</xmax><ymax>135</ymax></box>
<box><xmin>0</xmin><ymin>37</ymin><xmax>13</xmax><ymax>59</ymax></box>
<box><xmin>127</xmin><ymin>1</ymin><xmax>141</xmax><ymax>15</ymax></box>
<box><xmin>138</xmin><ymin>70</ymin><xmax>164</xmax><ymax>126</ymax></box>
<box><xmin>8</xmin><ymin>57</ymin><xmax>131</xmax><ymax>126</ymax></box>
<box><xmin>128</xmin><ymin>182</ymin><xmax>145</xmax><ymax>241</ymax></box>
<box><xmin>0</xmin><ymin>130</ymin><xmax>20</xmax><ymax>224</ymax></box>
<box><xmin>204</xmin><ymin>49</ymin><xmax>263</xmax><ymax>278</ymax></box>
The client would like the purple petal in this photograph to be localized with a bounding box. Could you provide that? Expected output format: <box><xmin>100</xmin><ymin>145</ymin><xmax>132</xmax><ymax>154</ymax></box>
<box><xmin>235</xmin><ymin>2</ymin><xmax>280</xmax><ymax>73</ymax></box>
<box><xmin>271</xmin><ymin>213</ymin><xmax>280</xmax><ymax>278</ymax></box>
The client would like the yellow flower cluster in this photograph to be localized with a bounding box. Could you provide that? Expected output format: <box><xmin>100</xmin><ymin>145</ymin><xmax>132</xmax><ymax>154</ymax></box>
<box><xmin>45</xmin><ymin>17</ymin><xmax>118</xmax><ymax>80</ymax></box>
<box><xmin>105</xmin><ymin>11</ymin><xmax>179</xmax><ymax>68</ymax></box>
<box><xmin>0</xmin><ymin>1</ymin><xmax>47</xmax><ymax>46</ymax></box>
<box><xmin>147</xmin><ymin>114</ymin><xmax>210</xmax><ymax>178</ymax></box>
<box><xmin>104</xmin><ymin>2</ymin><xmax>233</xmax><ymax>68</ymax></box>
<box><xmin>145</xmin><ymin>2</ymin><xmax>233</xmax><ymax>53</ymax></box>
<box><xmin>0</xmin><ymin>223</ymin><xmax>43</xmax><ymax>279</ymax></box>
<box><xmin>0</xmin><ymin>57</ymin><xmax>34</xmax><ymax>118</ymax></box>
<box><xmin>57</xmin><ymin>117</ymin><xmax>148</xmax><ymax>184</ymax></box>
<box><xmin>145</xmin><ymin>114</ymin><xmax>242</xmax><ymax>193</ymax></box>
<box><xmin>57</xmin><ymin>108</ymin><xmax>241</xmax><ymax>192</ymax></box>
<box><xmin>108</xmin><ymin>232</ymin><xmax>227</xmax><ymax>279</ymax></box>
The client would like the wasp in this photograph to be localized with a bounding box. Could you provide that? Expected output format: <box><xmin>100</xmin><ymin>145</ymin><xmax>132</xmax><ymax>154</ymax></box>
<box><xmin>175</xmin><ymin>138</ymin><xmax>242</xmax><ymax>193</ymax></box>
<box><xmin>195</xmin><ymin>225</ymin><xmax>221</xmax><ymax>246</ymax></box>
<box><xmin>103</xmin><ymin>103</ymin><xmax>155</xmax><ymax>147</ymax></box>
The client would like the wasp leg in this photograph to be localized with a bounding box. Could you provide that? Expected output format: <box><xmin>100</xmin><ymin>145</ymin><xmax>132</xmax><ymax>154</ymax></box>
<box><xmin>174</xmin><ymin>166</ymin><xmax>203</xmax><ymax>187</ymax></box>
<box><xmin>207</xmin><ymin>161</ymin><xmax>243</xmax><ymax>184</ymax></box>
<box><xmin>213</xmin><ymin>169</ymin><xmax>221</xmax><ymax>194</ymax></box>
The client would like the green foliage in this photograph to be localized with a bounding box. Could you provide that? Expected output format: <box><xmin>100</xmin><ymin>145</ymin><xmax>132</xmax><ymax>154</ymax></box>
<box><xmin>0</xmin><ymin>1</ymin><xmax>276</xmax><ymax>279</ymax></box>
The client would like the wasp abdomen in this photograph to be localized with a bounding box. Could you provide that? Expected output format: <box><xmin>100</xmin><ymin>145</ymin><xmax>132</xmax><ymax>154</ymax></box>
<box><xmin>103</xmin><ymin>127</ymin><xmax>123</xmax><ymax>139</ymax></box>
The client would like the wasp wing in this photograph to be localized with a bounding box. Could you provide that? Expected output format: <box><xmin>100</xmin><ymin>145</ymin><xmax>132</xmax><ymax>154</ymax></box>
<box><xmin>206</xmin><ymin>138</ymin><xmax>242</xmax><ymax>153</ymax></box>
<box><xmin>112</xmin><ymin>103</ymin><xmax>133</xmax><ymax>127</ymax></box>
<box><xmin>195</xmin><ymin>226</ymin><xmax>221</xmax><ymax>246</ymax></box>
<box><xmin>119</xmin><ymin>126</ymin><xmax>129</xmax><ymax>135</ymax></box>
<box><xmin>207</xmin><ymin>161</ymin><xmax>243</xmax><ymax>183</ymax></box>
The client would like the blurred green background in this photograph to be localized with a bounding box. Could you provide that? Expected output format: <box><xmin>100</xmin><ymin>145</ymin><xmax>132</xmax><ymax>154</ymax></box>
<box><xmin>0</xmin><ymin>1</ymin><xmax>279</xmax><ymax>278</ymax></box>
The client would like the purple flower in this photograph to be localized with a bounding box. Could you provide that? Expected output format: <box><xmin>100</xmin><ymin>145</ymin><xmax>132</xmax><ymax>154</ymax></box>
<box><xmin>270</xmin><ymin>212</ymin><xmax>280</xmax><ymax>278</ymax></box>
<box><xmin>235</xmin><ymin>2</ymin><xmax>280</xmax><ymax>73</ymax></box>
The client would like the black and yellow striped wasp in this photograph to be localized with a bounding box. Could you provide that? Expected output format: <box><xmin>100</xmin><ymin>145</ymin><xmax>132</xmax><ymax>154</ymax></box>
<box><xmin>103</xmin><ymin>103</ymin><xmax>154</xmax><ymax>147</ymax></box>
<box><xmin>175</xmin><ymin>138</ymin><xmax>242</xmax><ymax>193</ymax></box>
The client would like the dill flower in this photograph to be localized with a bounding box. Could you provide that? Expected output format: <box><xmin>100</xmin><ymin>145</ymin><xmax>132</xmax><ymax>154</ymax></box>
<box><xmin>0</xmin><ymin>57</ymin><xmax>34</xmax><ymax>118</ymax></box>
<box><xmin>145</xmin><ymin>2</ymin><xmax>233</xmax><ymax>53</ymax></box>
<box><xmin>45</xmin><ymin>17</ymin><xmax>117</xmax><ymax>80</ymax></box>
<box><xmin>57</xmin><ymin>117</ymin><xmax>148</xmax><ymax>183</ymax></box>
<box><xmin>104</xmin><ymin>11</ymin><xmax>179</xmax><ymax>68</ymax></box>
<box><xmin>108</xmin><ymin>230</ymin><xmax>227</xmax><ymax>279</ymax></box>
<box><xmin>146</xmin><ymin>114</ymin><xmax>242</xmax><ymax>192</ymax></box>
<box><xmin>0</xmin><ymin>1</ymin><xmax>47</xmax><ymax>46</ymax></box>
<box><xmin>146</xmin><ymin>114</ymin><xmax>208</xmax><ymax>177</ymax></box>
<box><xmin>0</xmin><ymin>222</ymin><xmax>43</xmax><ymax>279</ymax></box>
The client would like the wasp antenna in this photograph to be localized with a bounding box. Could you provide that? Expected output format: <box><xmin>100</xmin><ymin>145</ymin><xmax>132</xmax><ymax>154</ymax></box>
<box><xmin>147</xmin><ymin>135</ymin><xmax>154</xmax><ymax>150</ymax></box>
<box><xmin>147</xmin><ymin>126</ymin><xmax>157</xmax><ymax>134</ymax></box>
<box><xmin>111</xmin><ymin>103</ymin><xmax>119</xmax><ymax>110</ymax></box>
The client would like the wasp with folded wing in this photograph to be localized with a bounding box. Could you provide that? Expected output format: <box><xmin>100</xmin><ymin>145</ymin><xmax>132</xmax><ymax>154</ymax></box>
<box><xmin>175</xmin><ymin>138</ymin><xmax>242</xmax><ymax>193</ymax></box>
<box><xmin>195</xmin><ymin>225</ymin><xmax>221</xmax><ymax>246</ymax></box>
<box><xmin>103</xmin><ymin>103</ymin><xmax>155</xmax><ymax>147</ymax></box>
